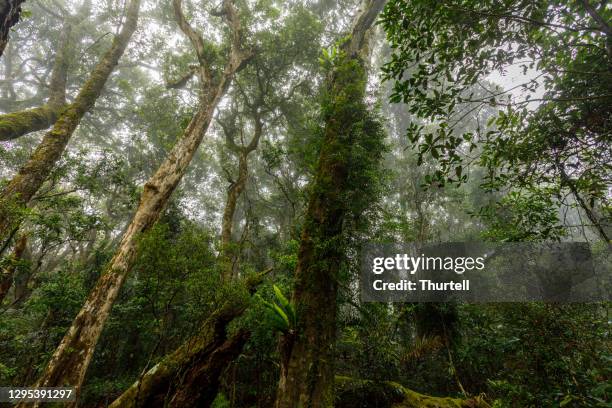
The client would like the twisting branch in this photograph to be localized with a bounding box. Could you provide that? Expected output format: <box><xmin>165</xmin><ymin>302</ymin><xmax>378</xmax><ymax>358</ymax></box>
<box><xmin>172</xmin><ymin>0</ymin><xmax>206</xmax><ymax>61</ymax></box>
<box><xmin>218</xmin><ymin>0</ymin><xmax>253</xmax><ymax>82</ymax></box>
<box><xmin>166</xmin><ymin>65</ymin><xmax>199</xmax><ymax>89</ymax></box>
<box><xmin>172</xmin><ymin>0</ymin><xmax>212</xmax><ymax>86</ymax></box>
<box><xmin>579</xmin><ymin>0</ymin><xmax>612</xmax><ymax>36</ymax></box>
<box><xmin>172</xmin><ymin>0</ymin><xmax>252</xmax><ymax>94</ymax></box>
<box><xmin>218</xmin><ymin>109</ymin><xmax>242</xmax><ymax>153</ymax></box>
<box><xmin>245</xmin><ymin>111</ymin><xmax>263</xmax><ymax>153</ymax></box>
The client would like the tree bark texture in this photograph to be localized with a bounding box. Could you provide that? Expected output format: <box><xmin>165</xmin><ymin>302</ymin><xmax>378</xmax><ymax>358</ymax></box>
<box><xmin>0</xmin><ymin>0</ymin><xmax>25</xmax><ymax>57</ymax></box>
<box><xmin>26</xmin><ymin>0</ymin><xmax>251</xmax><ymax>402</ymax></box>
<box><xmin>274</xmin><ymin>1</ymin><xmax>385</xmax><ymax>407</ymax></box>
<box><xmin>0</xmin><ymin>0</ymin><xmax>140</xmax><ymax>243</ymax></box>
<box><xmin>0</xmin><ymin>104</ymin><xmax>65</xmax><ymax>141</ymax></box>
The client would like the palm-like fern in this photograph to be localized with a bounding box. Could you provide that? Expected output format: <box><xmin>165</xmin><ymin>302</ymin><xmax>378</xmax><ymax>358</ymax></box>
<box><xmin>257</xmin><ymin>285</ymin><xmax>296</xmax><ymax>334</ymax></box>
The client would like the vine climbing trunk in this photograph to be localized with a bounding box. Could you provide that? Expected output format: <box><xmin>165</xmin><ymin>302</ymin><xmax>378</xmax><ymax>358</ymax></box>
<box><xmin>274</xmin><ymin>1</ymin><xmax>386</xmax><ymax>407</ymax></box>
<box><xmin>0</xmin><ymin>0</ymin><xmax>140</xmax><ymax>245</ymax></box>
<box><xmin>24</xmin><ymin>0</ymin><xmax>251</xmax><ymax>403</ymax></box>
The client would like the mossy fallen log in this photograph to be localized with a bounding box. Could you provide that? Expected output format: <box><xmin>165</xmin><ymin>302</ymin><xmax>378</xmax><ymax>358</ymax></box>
<box><xmin>335</xmin><ymin>376</ymin><xmax>488</xmax><ymax>408</ymax></box>
<box><xmin>109</xmin><ymin>270</ymin><xmax>270</xmax><ymax>408</ymax></box>
<box><xmin>109</xmin><ymin>309</ymin><xmax>249</xmax><ymax>408</ymax></box>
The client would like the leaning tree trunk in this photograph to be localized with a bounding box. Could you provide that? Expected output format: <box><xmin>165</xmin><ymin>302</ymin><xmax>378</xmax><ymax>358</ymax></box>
<box><xmin>0</xmin><ymin>1</ymin><xmax>91</xmax><ymax>141</ymax></box>
<box><xmin>0</xmin><ymin>0</ymin><xmax>25</xmax><ymax>57</ymax></box>
<box><xmin>0</xmin><ymin>0</ymin><xmax>140</xmax><ymax>245</ymax></box>
<box><xmin>109</xmin><ymin>271</ymin><xmax>268</xmax><ymax>408</ymax></box>
<box><xmin>274</xmin><ymin>1</ymin><xmax>386</xmax><ymax>407</ymax></box>
<box><xmin>25</xmin><ymin>0</ymin><xmax>251</xmax><ymax>402</ymax></box>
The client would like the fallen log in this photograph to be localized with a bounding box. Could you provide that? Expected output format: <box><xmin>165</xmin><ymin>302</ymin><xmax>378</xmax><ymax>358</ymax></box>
<box><xmin>109</xmin><ymin>270</ymin><xmax>270</xmax><ymax>408</ymax></box>
<box><xmin>335</xmin><ymin>376</ymin><xmax>489</xmax><ymax>408</ymax></box>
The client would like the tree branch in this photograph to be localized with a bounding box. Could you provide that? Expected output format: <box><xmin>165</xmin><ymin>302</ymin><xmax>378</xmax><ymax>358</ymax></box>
<box><xmin>166</xmin><ymin>65</ymin><xmax>198</xmax><ymax>89</ymax></box>
<box><xmin>580</xmin><ymin>0</ymin><xmax>612</xmax><ymax>36</ymax></box>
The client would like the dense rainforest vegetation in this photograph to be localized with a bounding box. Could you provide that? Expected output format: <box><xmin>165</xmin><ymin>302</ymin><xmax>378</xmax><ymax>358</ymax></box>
<box><xmin>0</xmin><ymin>0</ymin><xmax>610</xmax><ymax>407</ymax></box>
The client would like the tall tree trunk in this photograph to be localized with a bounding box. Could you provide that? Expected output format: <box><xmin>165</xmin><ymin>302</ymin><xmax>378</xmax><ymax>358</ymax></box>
<box><xmin>220</xmin><ymin>152</ymin><xmax>249</xmax><ymax>281</ymax></box>
<box><xmin>274</xmin><ymin>2</ymin><xmax>385</xmax><ymax>407</ymax></box>
<box><xmin>219</xmin><ymin>112</ymin><xmax>263</xmax><ymax>281</ymax></box>
<box><xmin>0</xmin><ymin>233</ymin><xmax>26</xmax><ymax>303</ymax></box>
<box><xmin>0</xmin><ymin>1</ymin><xmax>90</xmax><ymax>141</ymax></box>
<box><xmin>0</xmin><ymin>0</ymin><xmax>25</xmax><ymax>58</ymax></box>
<box><xmin>24</xmin><ymin>0</ymin><xmax>251</xmax><ymax>402</ymax></box>
<box><xmin>0</xmin><ymin>0</ymin><xmax>140</xmax><ymax>245</ymax></box>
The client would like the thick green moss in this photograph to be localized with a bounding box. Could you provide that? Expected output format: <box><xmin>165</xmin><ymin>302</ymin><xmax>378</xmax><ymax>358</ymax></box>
<box><xmin>0</xmin><ymin>104</ymin><xmax>65</xmax><ymax>141</ymax></box>
<box><xmin>335</xmin><ymin>376</ymin><xmax>488</xmax><ymax>408</ymax></box>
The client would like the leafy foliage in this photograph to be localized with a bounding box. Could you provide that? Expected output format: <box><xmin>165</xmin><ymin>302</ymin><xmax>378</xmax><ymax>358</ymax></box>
<box><xmin>381</xmin><ymin>0</ymin><xmax>611</xmax><ymax>240</ymax></box>
<box><xmin>257</xmin><ymin>284</ymin><xmax>296</xmax><ymax>333</ymax></box>
<box><xmin>0</xmin><ymin>1</ymin><xmax>609</xmax><ymax>407</ymax></box>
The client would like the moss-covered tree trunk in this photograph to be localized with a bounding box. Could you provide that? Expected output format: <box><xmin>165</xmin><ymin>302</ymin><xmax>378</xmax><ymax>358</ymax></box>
<box><xmin>0</xmin><ymin>104</ymin><xmax>65</xmax><ymax>141</ymax></box>
<box><xmin>0</xmin><ymin>2</ymin><xmax>90</xmax><ymax>141</ymax></box>
<box><xmin>0</xmin><ymin>0</ymin><xmax>25</xmax><ymax>57</ymax></box>
<box><xmin>0</xmin><ymin>0</ymin><xmax>140</xmax><ymax>244</ymax></box>
<box><xmin>274</xmin><ymin>2</ymin><xmax>385</xmax><ymax>407</ymax></box>
<box><xmin>23</xmin><ymin>1</ymin><xmax>251</xmax><ymax>403</ymax></box>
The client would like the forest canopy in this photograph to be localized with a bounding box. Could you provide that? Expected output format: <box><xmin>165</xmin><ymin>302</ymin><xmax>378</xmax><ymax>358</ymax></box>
<box><xmin>0</xmin><ymin>0</ymin><xmax>610</xmax><ymax>407</ymax></box>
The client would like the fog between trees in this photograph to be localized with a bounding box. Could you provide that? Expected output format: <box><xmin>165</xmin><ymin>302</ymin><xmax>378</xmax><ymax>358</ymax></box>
<box><xmin>0</xmin><ymin>0</ymin><xmax>610</xmax><ymax>407</ymax></box>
